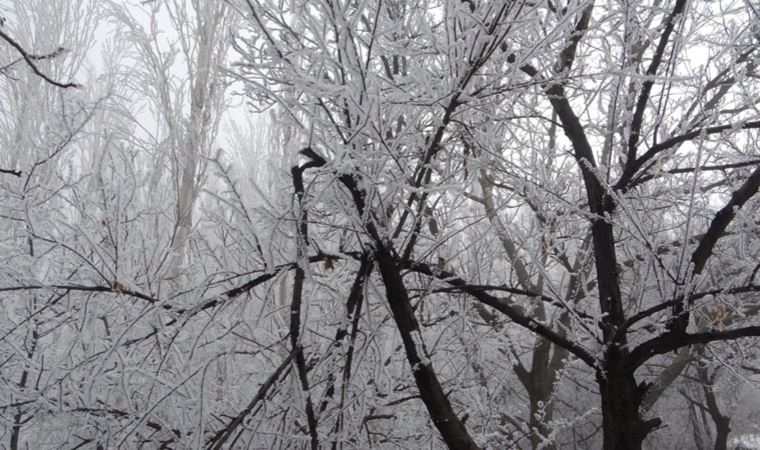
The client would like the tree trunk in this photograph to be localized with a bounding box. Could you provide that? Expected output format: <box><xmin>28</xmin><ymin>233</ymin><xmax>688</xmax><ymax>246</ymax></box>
<box><xmin>528</xmin><ymin>390</ymin><xmax>555</xmax><ymax>450</ymax></box>
<box><xmin>526</xmin><ymin>337</ymin><xmax>558</xmax><ymax>450</ymax></box>
<box><xmin>712</xmin><ymin>415</ymin><xmax>730</xmax><ymax>450</ymax></box>
<box><xmin>598</xmin><ymin>358</ymin><xmax>660</xmax><ymax>450</ymax></box>
<box><xmin>697</xmin><ymin>362</ymin><xmax>730</xmax><ymax>450</ymax></box>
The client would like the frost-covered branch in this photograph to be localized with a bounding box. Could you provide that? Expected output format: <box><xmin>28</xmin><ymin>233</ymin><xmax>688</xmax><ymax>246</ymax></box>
<box><xmin>0</xmin><ymin>27</ymin><xmax>78</xmax><ymax>88</ymax></box>
<box><xmin>628</xmin><ymin>326</ymin><xmax>760</xmax><ymax>370</ymax></box>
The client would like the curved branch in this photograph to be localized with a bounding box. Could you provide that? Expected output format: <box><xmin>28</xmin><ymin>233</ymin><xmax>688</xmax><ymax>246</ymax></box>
<box><xmin>628</xmin><ymin>159</ymin><xmax>760</xmax><ymax>189</ymax></box>
<box><xmin>616</xmin><ymin>120</ymin><xmax>760</xmax><ymax>190</ymax></box>
<box><xmin>691</xmin><ymin>166</ymin><xmax>760</xmax><ymax>274</ymax></box>
<box><xmin>289</xmin><ymin>160</ymin><xmax>320</xmax><ymax>450</ymax></box>
<box><xmin>664</xmin><ymin>165</ymin><xmax>760</xmax><ymax>333</ymax></box>
<box><xmin>622</xmin><ymin>284</ymin><xmax>760</xmax><ymax>332</ymax></box>
<box><xmin>222</xmin><ymin>254</ymin><xmax>331</xmax><ymax>299</ymax></box>
<box><xmin>628</xmin><ymin>326</ymin><xmax>760</xmax><ymax>370</ymax></box>
<box><xmin>406</xmin><ymin>261</ymin><xmax>598</xmax><ymax>368</ymax></box>
<box><xmin>0</xmin><ymin>28</ymin><xmax>78</xmax><ymax>88</ymax></box>
<box><xmin>430</xmin><ymin>284</ymin><xmax>593</xmax><ymax>321</ymax></box>
<box><xmin>314</xmin><ymin>147</ymin><xmax>481</xmax><ymax>448</ymax></box>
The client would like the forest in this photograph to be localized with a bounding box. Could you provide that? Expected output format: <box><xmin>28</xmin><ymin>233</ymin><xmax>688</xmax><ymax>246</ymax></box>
<box><xmin>2</xmin><ymin>0</ymin><xmax>760</xmax><ymax>449</ymax></box>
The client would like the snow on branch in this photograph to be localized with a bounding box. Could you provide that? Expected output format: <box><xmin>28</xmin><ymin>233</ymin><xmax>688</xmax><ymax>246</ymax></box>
<box><xmin>0</xmin><ymin>26</ymin><xmax>79</xmax><ymax>88</ymax></box>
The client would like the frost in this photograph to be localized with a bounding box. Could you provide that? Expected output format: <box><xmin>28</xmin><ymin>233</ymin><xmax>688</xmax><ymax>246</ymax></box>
<box><xmin>410</xmin><ymin>330</ymin><xmax>431</xmax><ymax>368</ymax></box>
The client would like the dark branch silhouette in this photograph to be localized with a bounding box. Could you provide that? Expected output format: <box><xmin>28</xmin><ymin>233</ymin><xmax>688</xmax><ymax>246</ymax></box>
<box><xmin>0</xmin><ymin>168</ymin><xmax>21</xmax><ymax>177</ymax></box>
<box><xmin>0</xmin><ymin>26</ymin><xmax>78</xmax><ymax>88</ymax></box>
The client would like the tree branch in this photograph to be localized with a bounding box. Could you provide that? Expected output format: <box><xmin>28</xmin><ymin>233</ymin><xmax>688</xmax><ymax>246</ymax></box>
<box><xmin>628</xmin><ymin>159</ymin><xmax>760</xmax><ymax>189</ymax></box>
<box><xmin>625</xmin><ymin>0</ymin><xmax>688</xmax><ymax>164</ymax></box>
<box><xmin>622</xmin><ymin>284</ymin><xmax>760</xmax><ymax>332</ymax></box>
<box><xmin>406</xmin><ymin>260</ymin><xmax>598</xmax><ymax>368</ymax></box>
<box><xmin>0</xmin><ymin>168</ymin><xmax>21</xmax><ymax>177</ymax></box>
<box><xmin>430</xmin><ymin>284</ymin><xmax>593</xmax><ymax>321</ymax></box>
<box><xmin>289</xmin><ymin>159</ymin><xmax>321</xmax><ymax>450</ymax></box>
<box><xmin>374</xmin><ymin>247</ymin><xmax>481</xmax><ymax>449</ymax></box>
<box><xmin>691</xmin><ymin>166</ymin><xmax>760</xmax><ymax>275</ymax></box>
<box><xmin>310</xmin><ymin>145</ymin><xmax>481</xmax><ymax>449</ymax></box>
<box><xmin>221</xmin><ymin>254</ymin><xmax>331</xmax><ymax>299</ymax></box>
<box><xmin>628</xmin><ymin>326</ymin><xmax>760</xmax><ymax>370</ymax></box>
<box><xmin>206</xmin><ymin>350</ymin><xmax>297</xmax><ymax>450</ymax></box>
<box><xmin>0</xmin><ymin>284</ymin><xmax>162</xmax><ymax>306</ymax></box>
<box><xmin>555</xmin><ymin>2</ymin><xmax>594</xmax><ymax>73</ymax></box>
<box><xmin>0</xmin><ymin>28</ymin><xmax>78</xmax><ymax>88</ymax></box>
<box><xmin>616</xmin><ymin>120</ymin><xmax>760</xmax><ymax>190</ymax></box>
<box><xmin>521</xmin><ymin>37</ymin><xmax>626</xmax><ymax>342</ymax></box>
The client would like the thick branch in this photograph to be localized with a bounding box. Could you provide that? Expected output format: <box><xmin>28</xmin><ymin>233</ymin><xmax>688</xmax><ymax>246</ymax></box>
<box><xmin>431</xmin><ymin>284</ymin><xmax>592</xmax><ymax>320</ymax></box>
<box><xmin>692</xmin><ymin>166</ymin><xmax>760</xmax><ymax>274</ymax></box>
<box><xmin>622</xmin><ymin>284</ymin><xmax>760</xmax><ymax>332</ymax></box>
<box><xmin>625</xmin><ymin>0</ymin><xmax>688</xmax><ymax>163</ymax></box>
<box><xmin>628</xmin><ymin>326</ymin><xmax>760</xmax><ymax>369</ymax></box>
<box><xmin>521</xmin><ymin>29</ymin><xmax>625</xmax><ymax>342</ymax></box>
<box><xmin>374</xmin><ymin>248</ymin><xmax>481</xmax><ymax>450</ymax></box>
<box><xmin>640</xmin><ymin>346</ymin><xmax>691</xmax><ymax>411</ymax></box>
<box><xmin>290</xmin><ymin>161</ymin><xmax>320</xmax><ymax>450</ymax></box>
<box><xmin>664</xmin><ymin>166</ymin><xmax>760</xmax><ymax>333</ymax></box>
<box><xmin>555</xmin><ymin>2</ymin><xmax>595</xmax><ymax>73</ymax></box>
<box><xmin>310</xmin><ymin>145</ymin><xmax>480</xmax><ymax>448</ymax></box>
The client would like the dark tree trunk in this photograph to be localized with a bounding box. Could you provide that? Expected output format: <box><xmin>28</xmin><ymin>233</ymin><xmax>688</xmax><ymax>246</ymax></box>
<box><xmin>696</xmin><ymin>360</ymin><xmax>730</xmax><ymax>450</ymax></box>
<box><xmin>598</xmin><ymin>356</ymin><xmax>660</xmax><ymax>450</ymax></box>
<box><xmin>712</xmin><ymin>415</ymin><xmax>730</xmax><ymax>450</ymax></box>
<box><xmin>528</xmin><ymin>391</ymin><xmax>555</xmax><ymax>450</ymax></box>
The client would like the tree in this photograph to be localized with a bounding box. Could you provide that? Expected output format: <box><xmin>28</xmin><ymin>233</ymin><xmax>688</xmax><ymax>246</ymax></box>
<box><xmin>0</xmin><ymin>0</ymin><xmax>238</xmax><ymax>447</ymax></box>
<box><xmin>232</xmin><ymin>0</ymin><xmax>760</xmax><ymax>448</ymax></box>
<box><xmin>107</xmin><ymin>0</ymin><xmax>234</xmax><ymax>292</ymax></box>
<box><xmin>2</xmin><ymin>0</ymin><xmax>760</xmax><ymax>449</ymax></box>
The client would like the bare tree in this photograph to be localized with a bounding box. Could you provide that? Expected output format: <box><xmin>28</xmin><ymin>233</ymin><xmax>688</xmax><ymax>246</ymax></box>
<box><xmin>232</xmin><ymin>0</ymin><xmax>760</xmax><ymax>448</ymax></box>
<box><xmin>1</xmin><ymin>0</ymin><xmax>759</xmax><ymax>449</ymax></box>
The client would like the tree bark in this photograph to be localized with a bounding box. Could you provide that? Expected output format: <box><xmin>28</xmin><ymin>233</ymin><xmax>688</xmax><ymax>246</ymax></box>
<box><xmin>527</xmin><ymin>373</ymin><xmax>556</xmax><ymax>450</ymax></box>
<box><xmin>696</xmin><ymin>353</ymin><xmax>730</xmax><ymax>450</ymax></box>
<box><xmin>598</xmin><ymin>356</ymin><xmax>660</xmax><ymax>450</ymax></box>
<box><xmin>374</xmin><ymin>246</ymin><xmax>480</xmax><ymax>450</ymax></box>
